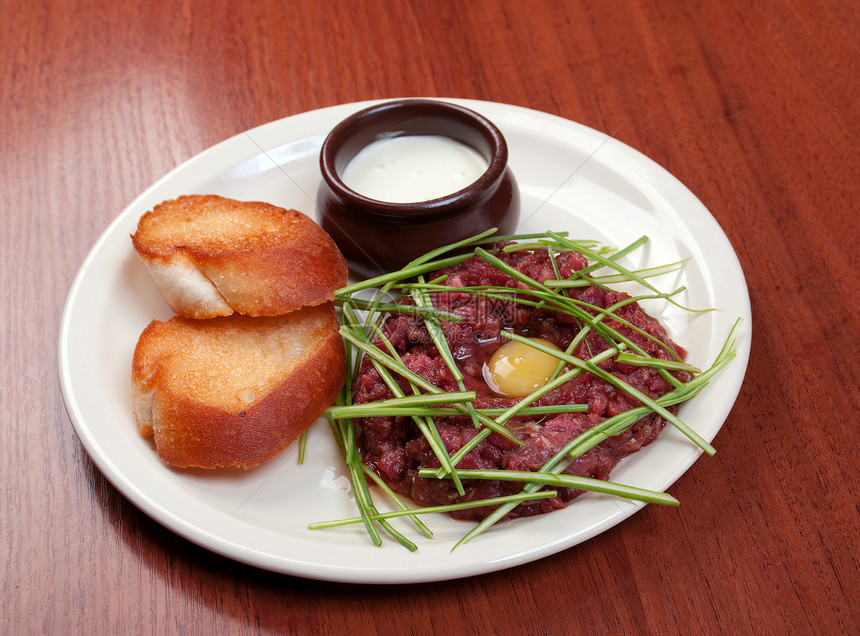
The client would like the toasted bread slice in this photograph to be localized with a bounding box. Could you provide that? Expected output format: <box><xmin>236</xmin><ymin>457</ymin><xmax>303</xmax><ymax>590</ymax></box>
<box><xmin>131</xmin><ymin>195</ymin><xmax>348</xmax><ymax>319</ymax></box>
<box><xmin>131</xmin><ymin>303</ymin><xmax>345</xmax><ymax>469</ymax></box>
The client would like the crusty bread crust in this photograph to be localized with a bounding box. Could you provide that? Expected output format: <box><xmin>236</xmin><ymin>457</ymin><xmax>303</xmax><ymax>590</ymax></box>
<box><xmin>131</xmin><ymin>304</ymin><xmax>345</xmax><ymax>469</ymax></box>
<box><xmin>131</xmin><ymin>195</ymin><xmax>348</xmax><ymax>319</ymax></box>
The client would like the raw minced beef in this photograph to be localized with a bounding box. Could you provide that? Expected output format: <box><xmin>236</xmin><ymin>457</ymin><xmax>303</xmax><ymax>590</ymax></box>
<box><xmin>351</xmin><ymin>245</ymin><xmax>691</xmax><ymax>521</ymax></box>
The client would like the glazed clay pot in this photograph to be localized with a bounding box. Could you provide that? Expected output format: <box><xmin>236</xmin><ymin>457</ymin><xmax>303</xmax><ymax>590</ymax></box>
<box><xmin>317</xmin><ymin>99</ymin><xmax>520</xmax><ymax>277</ymax></box>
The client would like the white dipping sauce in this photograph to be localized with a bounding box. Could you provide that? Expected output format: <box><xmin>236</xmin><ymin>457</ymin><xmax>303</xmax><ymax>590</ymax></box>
<box><xmin>341</xmin><ymin>135</ymin><xmax>489</xmax><ymax>203</ymax></box>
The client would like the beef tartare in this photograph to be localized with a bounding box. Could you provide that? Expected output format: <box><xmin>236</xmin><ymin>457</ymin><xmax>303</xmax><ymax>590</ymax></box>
<box><xmin>348</xmin><ymin>241</ymin><xmax>694</xmax><ymax>522</ymax></box>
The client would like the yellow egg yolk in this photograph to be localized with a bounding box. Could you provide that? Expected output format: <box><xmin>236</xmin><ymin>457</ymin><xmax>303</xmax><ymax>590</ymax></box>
<box><xmin>483</xmin><ymin>337</ymin><xmax>562</xmax><ymax>398</ymax></box>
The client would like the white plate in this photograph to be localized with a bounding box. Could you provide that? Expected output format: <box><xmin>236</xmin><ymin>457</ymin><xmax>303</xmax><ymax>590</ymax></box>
<box><xmin>58</xmin><ymin>99</ymin><xmax>751</xmax><ymax>584</ymax></box>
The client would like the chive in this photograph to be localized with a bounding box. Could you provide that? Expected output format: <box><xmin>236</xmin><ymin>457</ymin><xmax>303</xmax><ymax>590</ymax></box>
<box><xmin>362</xmin><ymin>465</ymin><xmax>433</xmax><ymax>539</ymax></box>
<box><xmin>297</xmin><ymin>429</ymin><xmax>309</xmax><ymax>465</ymax></box>
<box><xmin>544</xmin><ymin>260</ymin><xmax>688</xmax><ymax>288</ymax></box>
<box><xmin>309</xmin><ymin>490</ymin><xmax>560</xmax><ymax>530</ymax></box>
<box><xmin>334</xmin><ymin>255</ymin><xmax>472</xmax><ymax>298</ymax></box>
<box><xmin>335</xmin><ymin>296</ymin><xmax>463</xmax><ymax>322</ymax></box>
<box><xmin>615</xmin><ymin>352</ymin><xmax>701</xmax><ymax>373</ymax></box>
<box><xmin>325</xmin><ymin>392</ymin><xmax>477</xmax><ymax>416</ymax></box>
<box><xmin>328</xmin><ymin>418</ymin><xmax>381</xmax><ymax>546</ymax></box>
<box><xmin>325</xmin><ymin>404</ymin><xmax>588</xmax><ymax>419</ymax></box>
<box><xmin>328</xmin><ymin>379</ymin><xmax>419</xmax><ymax>549</ymax></box>
<box><xmin>329</xmin><ymin>417</ymin><xmax>420</xmax><ymax>550</ymax></box>
<box><xmin>417</xmin><ymin>468</ymin><xmax>679</xmax><ymax>506</ymax></box>
<box><xmin>339</xmin><ymin>301</ymin><xmax>374</xmax><ymax>386</ymax></box>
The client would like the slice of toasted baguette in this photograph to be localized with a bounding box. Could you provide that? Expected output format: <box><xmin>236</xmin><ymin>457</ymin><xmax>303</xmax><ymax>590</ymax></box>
<box><xmin>131</xmin><ymin>195</ymin><xmax>348</xmax><ymax>319</ymax></box>
<box><xmin>131</xmin><ymin>303</ymin><xmax>345</xmax><ymax>469</ymax></box>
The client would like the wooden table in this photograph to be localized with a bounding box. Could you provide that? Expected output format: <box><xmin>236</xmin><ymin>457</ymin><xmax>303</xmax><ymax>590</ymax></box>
<box><xmin>3</xmin><ymin>1</ymin><xmax>857</xmax><ymax>633</ymax></box>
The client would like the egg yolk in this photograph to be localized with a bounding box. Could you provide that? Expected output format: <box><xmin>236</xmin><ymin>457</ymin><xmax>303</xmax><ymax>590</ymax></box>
<box><xmin>483</xmin><ymin>337</ymin><xmax>562</xmax><ymax>398</ymax></box>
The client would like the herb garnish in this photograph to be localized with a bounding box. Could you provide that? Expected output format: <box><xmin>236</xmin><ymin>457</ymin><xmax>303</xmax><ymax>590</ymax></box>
<box><xmin>313</xmin><ymin>230</ymin><xmax>739</xmax><ymax>549</ymax></box>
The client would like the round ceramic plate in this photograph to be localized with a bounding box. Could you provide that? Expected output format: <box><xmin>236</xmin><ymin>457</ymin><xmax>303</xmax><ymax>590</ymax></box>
<box><xmin>58</xmin><ymin>99</ymin><xmax>751</xmax><ymax>584</ymax></box>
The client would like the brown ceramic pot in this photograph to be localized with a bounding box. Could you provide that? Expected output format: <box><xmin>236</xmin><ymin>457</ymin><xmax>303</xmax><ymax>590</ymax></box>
<box><xmin>317</xmin><ymin>99</ymin><xmax>520</xmax><ymax>277</ymax></box>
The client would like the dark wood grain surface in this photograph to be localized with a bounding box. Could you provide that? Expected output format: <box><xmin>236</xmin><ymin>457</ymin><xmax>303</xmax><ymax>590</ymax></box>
<box><xmin>3</xmin><ymin>0</ymin><xmax>857</xmax><ymax>633</ymax></box>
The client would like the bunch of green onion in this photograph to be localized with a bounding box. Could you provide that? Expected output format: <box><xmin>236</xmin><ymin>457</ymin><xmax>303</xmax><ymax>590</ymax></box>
<box><xmin>308</xmin><ymin>229</ymin><xmax>740</xmax><ymax>551</ymax></box>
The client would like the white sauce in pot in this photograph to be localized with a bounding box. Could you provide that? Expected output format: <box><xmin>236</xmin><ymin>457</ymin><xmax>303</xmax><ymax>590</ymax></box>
<box><xmin>341</xmin><ymin>135</ymin><xmax>489</xmax><ymax>203</ymax></box>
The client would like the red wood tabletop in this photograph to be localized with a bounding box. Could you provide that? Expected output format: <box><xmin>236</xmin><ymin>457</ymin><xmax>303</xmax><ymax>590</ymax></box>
<box><xmin>2</xmin><ymin>0</ymin><xmax>857</xmax><ymax>634</ymax></box>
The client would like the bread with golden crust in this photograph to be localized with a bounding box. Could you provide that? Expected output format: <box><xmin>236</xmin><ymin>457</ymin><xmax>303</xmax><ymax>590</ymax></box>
<box><xmin>131</xmin><ymin>195</ymin><xmax>348</xmax><ymax>319</ymax></box>
<box><xmin>131</xmin><ymin>303</ymin><xmax>345</xmax><ymax>469</ymax></box>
